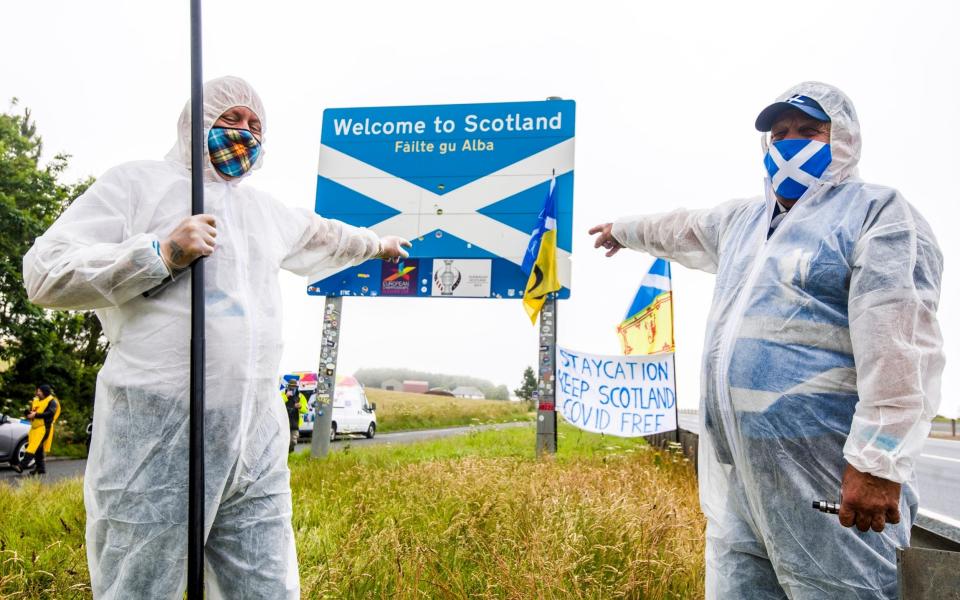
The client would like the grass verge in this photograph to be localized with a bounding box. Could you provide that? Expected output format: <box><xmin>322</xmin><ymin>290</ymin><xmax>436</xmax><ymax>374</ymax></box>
<box><xmin>364</xmin><ymin>388</ymin><xmax>532</xmax><ymax>433</ymax></box>
<box><xmin>1</xmin><ymin>424</ymin><xmax>705</xmax><ymax>599</ymax></box>
<box><xmin>47</xmin><ymin>443</ymin><xmax>88</xmax><ymax>460</ymax></box>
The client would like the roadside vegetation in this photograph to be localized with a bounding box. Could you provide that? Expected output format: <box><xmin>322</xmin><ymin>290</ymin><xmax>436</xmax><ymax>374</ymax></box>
<box><xmin>0</xmin><ymin>424</ymin><xmax>705</xmax><ymax>599</ymax></box>
<box><xmin>366</xmin><ymin>388</ymin><xmax>532</xmax><ymax>433</ymax></box>
<box><xmin>0</xmin><ymin>104</ymin><xmax>102</xmax><ymax>437</ymax></box>
<box><xmin>355</xmin><ymin>368</ymin><xmax>510</xmax><ymax>400</ymax></box>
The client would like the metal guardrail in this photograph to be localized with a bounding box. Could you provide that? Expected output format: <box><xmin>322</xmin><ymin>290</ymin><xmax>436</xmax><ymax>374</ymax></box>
<box><xmin>645</xmin><ymin>426</ymin><xmax>960</xmax><ymax>598</ymax></box>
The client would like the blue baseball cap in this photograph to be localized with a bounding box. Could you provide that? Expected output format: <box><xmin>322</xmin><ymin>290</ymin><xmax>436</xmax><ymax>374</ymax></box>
<box><xmin>755</xmin><ymin>94</ymin><xmax>830</xmax><ymax>131</ymax></box>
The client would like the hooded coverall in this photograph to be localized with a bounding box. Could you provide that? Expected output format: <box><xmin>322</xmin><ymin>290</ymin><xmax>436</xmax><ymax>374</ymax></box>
<box><xmin>23</xmin><ymin>76</ymin><xmax>383</xmax><ymax>599</ymax></box>
<box><xmin>611</xmin><ymin>81</ymin><xmax>944</xmax><ymax>599</ymax></box>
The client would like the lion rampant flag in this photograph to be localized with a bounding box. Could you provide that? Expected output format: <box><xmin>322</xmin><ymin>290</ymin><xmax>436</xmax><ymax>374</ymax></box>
<box><xmin>617</xmin><ymin>258</ymin><xmax>674</xmax><ymax>355</ymax></box>
<box><xmin>521</xmin><ymin>175</ymin><xmax>561</xmax><ymax>324</ymax></box>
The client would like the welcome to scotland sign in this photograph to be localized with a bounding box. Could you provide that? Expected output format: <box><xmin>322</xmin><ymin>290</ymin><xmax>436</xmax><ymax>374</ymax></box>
<box><xmin>307</xmin><ymin>100</ymin><xmax>576</xmax><ymax>299</ymax></box>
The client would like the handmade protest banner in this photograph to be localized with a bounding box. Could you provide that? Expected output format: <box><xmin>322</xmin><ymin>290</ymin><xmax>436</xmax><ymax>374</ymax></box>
<box><xmin>556</xmin><ymin>346</ymin><xmax>677</xmax><ymax>437</ymax></box>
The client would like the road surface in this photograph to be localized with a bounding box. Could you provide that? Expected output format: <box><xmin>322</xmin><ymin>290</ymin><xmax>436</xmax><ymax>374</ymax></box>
<box><xmin>677</xmin><ymin>412</ymin><xmax>960</xmax><ymax>526</ymax></box>
<box><xmin>0</xmin><ymin>421</ymin><xmax>532</xmax><ymax>486</ymax></box>
<box><xmin>296</xmin><ymin>420</ymin><xmax>529</xmax><ymax>453</ymax></box>
<box><xmin>931</xmin><ymin>420</ymin><xmax>959</xmax><ymax>437</ymax></box>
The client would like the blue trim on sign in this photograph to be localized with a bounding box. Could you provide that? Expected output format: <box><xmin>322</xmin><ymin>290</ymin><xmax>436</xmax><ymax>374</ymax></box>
<box><xmin>307</xmin><ymin>257</ymin><xmax>570</xmax><ymax>299</ymax></box>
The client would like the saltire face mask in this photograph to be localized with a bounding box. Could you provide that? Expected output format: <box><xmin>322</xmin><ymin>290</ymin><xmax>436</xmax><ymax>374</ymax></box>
<box><xmin>208</xmin><ymin>126</ymin><xmax>262</xmax><ymax>178</ymax></box>
<box><xmin>763</xmin><ymin>139</ymin><xmax>832</xmax><ymax>200</ymax></box>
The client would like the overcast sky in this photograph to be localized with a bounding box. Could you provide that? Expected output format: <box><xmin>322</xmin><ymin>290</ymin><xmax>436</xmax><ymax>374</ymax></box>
<box><xmin>2</xmin><ymin>0</ymin><xmax>957</xmax><ymax>417</ymax></box>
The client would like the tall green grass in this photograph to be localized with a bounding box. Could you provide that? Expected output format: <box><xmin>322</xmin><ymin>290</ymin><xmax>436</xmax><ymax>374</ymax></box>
<box><xmin>1</xmin><ymin>424</ymin><xmax>705</xmax><ymax>599</ymax></box>
<box><xmin>366</xmin><ymin>388</ymin><xmax>532</xmax><ymax>433</ymax></box>
<box><xmin>0</xmin><ymin>477</ymin><xmax>87</xmax><ymax>598</ymax></box>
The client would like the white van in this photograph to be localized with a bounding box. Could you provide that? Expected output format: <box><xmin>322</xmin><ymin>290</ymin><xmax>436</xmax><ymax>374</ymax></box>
<box><xmin>298</xmin><ymin>375</ymin><xmax>377</xmax><ymax>440</ymax></box>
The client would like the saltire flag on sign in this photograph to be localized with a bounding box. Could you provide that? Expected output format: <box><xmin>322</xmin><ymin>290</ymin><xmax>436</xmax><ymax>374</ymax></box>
<box><xmin>521</xmin><ymin>175</ymin><xmax>561</xmax><ymax>323</ymax></box>
<box><xmin>617</xmin><ymin>258</ymin><xmax>674</xmax><ymax>354</ymax></box>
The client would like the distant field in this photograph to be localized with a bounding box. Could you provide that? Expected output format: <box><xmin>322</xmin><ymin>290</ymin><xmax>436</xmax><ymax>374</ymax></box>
<box><xmin>365</xmin><ymin>388</ymin><xmax>532</xmax><ymax>433</ymax></box>
<box><xmin>0</xmin><ymin>424</ymin><xmax>705</xmax><ymax>599</ymax></box>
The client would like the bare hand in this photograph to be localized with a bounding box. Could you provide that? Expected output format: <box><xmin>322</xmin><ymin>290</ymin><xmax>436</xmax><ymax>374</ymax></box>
<box><xmin>588</xmin><ymin>222</ymin><xmax>624</xmax><ymax>257</ymax></box>
<box><xmin>376</xmin><ymin>236</ymin><xmax>412</xmax><ymax>263</ymax></box>
<box><xmin>26</xmin><ymin>411</ymin><xmax>36</xmax><ymax>419</ymax></box>
<box><xmin>838</xmin><ymin>464</ymin><xmax>901</xmax><ymax>532</ymax></box>
<box><xmin>161</xmin><ymin>214</ymin><xmax>217</xmax><ymax>270</ymax></box>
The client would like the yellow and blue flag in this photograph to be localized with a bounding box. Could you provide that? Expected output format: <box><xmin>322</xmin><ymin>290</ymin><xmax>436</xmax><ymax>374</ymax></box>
<box><xmin>617</xmin><ymin>258</ymin><xmax>674</xmax><ymax>354</ymax></box>
<box><xmin>521</xmin><ymin>176</ymin><xmax>561</xmax><ymax>324</ymax></box>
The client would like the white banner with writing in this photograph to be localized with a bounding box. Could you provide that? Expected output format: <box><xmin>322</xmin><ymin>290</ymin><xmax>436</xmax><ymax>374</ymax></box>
<box><xmin>556</xmin><ymin>347</ymin><xmax>677</xmax><ymax>437</ymax></box>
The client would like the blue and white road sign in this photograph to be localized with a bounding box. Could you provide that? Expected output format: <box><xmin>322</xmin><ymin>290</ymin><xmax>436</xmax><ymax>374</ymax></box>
<box><xmin>307</xmin><ymin>100</ymin><xmax>576</xmax><ymax>299</ymax></box>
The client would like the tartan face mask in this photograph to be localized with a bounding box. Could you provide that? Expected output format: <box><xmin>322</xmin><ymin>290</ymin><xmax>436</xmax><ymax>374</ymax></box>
<box><xmin>208</xmin><ymin>126</ymin><xmax>261</xmax><ymax>178</ymax></box>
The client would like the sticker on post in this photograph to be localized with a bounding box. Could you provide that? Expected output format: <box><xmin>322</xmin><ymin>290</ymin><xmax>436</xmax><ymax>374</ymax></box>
<box><xmin>431</xmin><ymin>259</ymin><xmax>492</xmax><ymax>297</ymax></box>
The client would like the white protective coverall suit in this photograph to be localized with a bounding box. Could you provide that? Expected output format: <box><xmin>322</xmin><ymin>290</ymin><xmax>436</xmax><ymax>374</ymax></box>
<box><xmin>23</xmin><ymin>76</ymin><xmax>381</xmax><ymax>598</ymax></box>
<box><xmin>611</xmin><ymin>81</ymin><xmax>944</xmax><ymax>599</ymax></box>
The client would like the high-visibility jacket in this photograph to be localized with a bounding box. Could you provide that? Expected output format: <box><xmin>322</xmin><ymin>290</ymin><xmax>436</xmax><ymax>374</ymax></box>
<box><xmin>280</xmin><ymin>391</ymin><xmax>309</xmax><ymax>430</ymax></box>
<box><xmin>26</xmin><ymin>394</ymin><xmax>61</xmax><ymax>453</ymax></box>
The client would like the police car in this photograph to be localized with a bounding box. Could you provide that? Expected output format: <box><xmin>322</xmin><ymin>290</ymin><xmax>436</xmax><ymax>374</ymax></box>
<box><xmin>283</xmin><ymin>374</ymin><xmax>377</xmax><ymax>440</ymax></box>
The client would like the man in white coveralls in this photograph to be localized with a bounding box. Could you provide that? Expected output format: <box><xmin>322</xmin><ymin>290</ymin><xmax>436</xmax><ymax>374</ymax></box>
<box><xmin>23</xmin><ymin>76</ymin><xmax>410</xmax><ymax>599</ymax></box>
<box><xmin>589</xmin><ymin>81</ymin><xmax>944</xmax><ymax>599</ymax></box>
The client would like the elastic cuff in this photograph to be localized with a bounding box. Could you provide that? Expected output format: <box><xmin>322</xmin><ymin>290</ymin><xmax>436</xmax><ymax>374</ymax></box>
<box><xmin>843</xmin><ymin>452</ymin><xmax>908</xmax><ymax>484</ymax></box>
<box><xmin>152</xmin><ymin>238</ymin><xmax>174</xmax><ymax>277</ymax></box>
<box><xmin>610</xmin><ymin>220</ymin><xmax>630</xmax><ymax>247</ymax></box>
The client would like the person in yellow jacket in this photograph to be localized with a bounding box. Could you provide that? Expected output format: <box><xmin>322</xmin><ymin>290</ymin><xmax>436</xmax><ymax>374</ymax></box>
<box><xmin>281</xmin><ymin>380</ymin><xmax>309</xmax><ymax>453</ymax></box>
<box><xmin>13</xmin><ymin>384</ymin><xmax>61</xmax><ymax>475</ymax></box>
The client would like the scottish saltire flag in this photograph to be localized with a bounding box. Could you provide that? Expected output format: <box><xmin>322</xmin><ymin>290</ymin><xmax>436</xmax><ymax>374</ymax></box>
<box><xmin>617</xmin><ymin>258</ymin><xmax>674</xmax><ymax>354</ymax></box>
<box><xmin>522</xmin><ymin>176</ymin><xmax>560</xmax><ymax>323</ymax></box>
<box><xmin>764</xmin><ymin>139</ymin><xmax>831</xmax><ymax>200</ymax></box>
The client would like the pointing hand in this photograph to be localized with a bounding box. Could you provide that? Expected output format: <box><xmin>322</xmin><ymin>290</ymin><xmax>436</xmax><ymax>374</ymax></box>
<box><xmin>588</xmin><ymin>222</ymin><xmax>624</xmax><ymax>257</ymax></box>
<box><xmin>376</xmin><ymin>236</ymin><xmax>412</xmax><ymax>263</ymax></box>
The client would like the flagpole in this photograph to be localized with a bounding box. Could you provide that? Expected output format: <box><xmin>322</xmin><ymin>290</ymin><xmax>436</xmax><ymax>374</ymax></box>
<box><xmin>666</xmin><ymin>262</ymin><xmax>680</xmax><ymax>444</ymax></box>
<box><xmin>187</xmin><ymin>0</ymin><xmax>206</xmax><ymax>595</ymax></box>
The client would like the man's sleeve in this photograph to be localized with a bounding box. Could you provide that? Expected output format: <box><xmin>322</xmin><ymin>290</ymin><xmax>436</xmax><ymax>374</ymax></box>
<box><xmin>843</xmin><ymin>193</ymin><xmax>945</xmax><ymax>483</ymax></box>
<box><xmin>23</xmin><ymin>166</ymin><xmax>171</xmax><ymax>310</ymax></box>
<box><xmin>279</xmin><ymin>206</ymin><xmax>380</xmax><ymax>277</ymax></box>
<box><xmin>609</xmin><ymin>198</ymin><xmax>751</xmax><ymax>274</ymax></box>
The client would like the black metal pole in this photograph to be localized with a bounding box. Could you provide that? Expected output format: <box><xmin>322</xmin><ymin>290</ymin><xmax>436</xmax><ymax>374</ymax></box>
<box><xmin>187</xmin><ymin>0</ymin><xmax>205</xmax><ymax>596</ymax></box>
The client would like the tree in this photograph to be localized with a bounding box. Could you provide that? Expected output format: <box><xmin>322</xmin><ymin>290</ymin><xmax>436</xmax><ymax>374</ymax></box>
<box><xmin>490</xmin><ymin>384</ymin><xmax>509</xmax><ymax>401</ymax></box>
<box><xmin>0</xmin><ymin>100</ymin><xmax>103</xmax><ymax>436</ymax></box>
<box><xmin>514</xmin><ymin>366</ymin><xmax>537</xmax><ymax>408</ymax></box>
<box><xmin>354</xmin><ymin>367</ymin><xmax>508</xmax><ymax>400</ymax></box>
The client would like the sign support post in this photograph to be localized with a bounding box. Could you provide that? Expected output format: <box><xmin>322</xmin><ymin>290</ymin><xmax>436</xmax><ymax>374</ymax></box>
<box><xmin>311</xmin><ymin>296</ymin><xmax>342</xmax><ymax>458</ymax></box>
<box><xmin>536</xmin><ymin>296</ymin><xmax>558</xmax><ymax>455</ymax></box>
<box><xmin>534</xmin><ymin>95</ymin><xmax>565</xmax><ymax>457</ymax></box>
